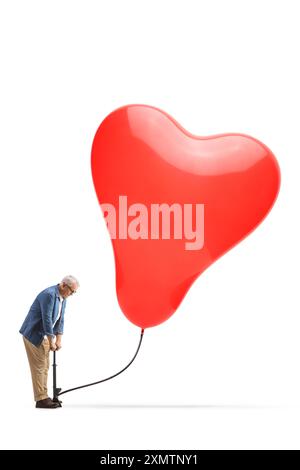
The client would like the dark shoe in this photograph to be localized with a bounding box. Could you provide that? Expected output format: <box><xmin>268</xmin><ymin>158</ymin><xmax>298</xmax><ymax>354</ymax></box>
<box><xmin>36</xmin><ymin>398</ymin><xmax>60</xmax><ymax>409</ymax></box>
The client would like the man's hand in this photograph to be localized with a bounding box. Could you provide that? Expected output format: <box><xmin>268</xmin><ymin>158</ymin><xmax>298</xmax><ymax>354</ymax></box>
<box><xmin>56</xmin><ymin>334</ymin><xmax>63</xmax><ymax>350</ymax></box>
<box><xmin>47</xmin><ymin>335</ymin><xmax>57</xmax><ymax>351</ymax></box>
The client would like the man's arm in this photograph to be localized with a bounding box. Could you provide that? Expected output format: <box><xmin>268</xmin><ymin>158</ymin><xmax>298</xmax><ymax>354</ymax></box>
<box><xmin>39</xmin><ymin>293</ymin><xmax>56</xmax><ymax>351</ymax></box>
<box><xmin>54</xmin><ymin>302</ymin><xmax>65</xmax><ymax>350</ymax></box>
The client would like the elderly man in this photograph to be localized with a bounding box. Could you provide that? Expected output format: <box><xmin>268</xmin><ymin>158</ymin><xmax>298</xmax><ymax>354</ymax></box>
<box><xmin>20</xmin><ymin>275</ymin><xmax>79</xmax><ymax>409</ymax></box>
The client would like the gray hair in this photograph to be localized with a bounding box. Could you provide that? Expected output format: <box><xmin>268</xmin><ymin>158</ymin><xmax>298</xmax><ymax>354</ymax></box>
<box><xmin>61</xmin><ymin>275</ymin><xmax>80</xmax><ymax>288</ymax></box>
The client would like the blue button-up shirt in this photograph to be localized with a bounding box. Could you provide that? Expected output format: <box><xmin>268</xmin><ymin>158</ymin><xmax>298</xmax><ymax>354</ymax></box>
<box><xmin>20</xmin><ymin>284</ymin><xmax>67</xmax><ymax>346</ymax></box>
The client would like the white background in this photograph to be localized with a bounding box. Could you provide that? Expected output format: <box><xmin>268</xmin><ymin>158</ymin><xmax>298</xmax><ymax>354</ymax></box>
<box><xmin>0</xmin><ymin>0</ymin><xmax>299</xmax><ymax>450</ymax></box>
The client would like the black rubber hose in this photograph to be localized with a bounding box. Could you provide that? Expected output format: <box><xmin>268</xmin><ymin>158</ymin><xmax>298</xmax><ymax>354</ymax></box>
<box><xmin>58</xmin><ymin>328</ymin><xmax>144</xmax><ymax>396</ymax></box>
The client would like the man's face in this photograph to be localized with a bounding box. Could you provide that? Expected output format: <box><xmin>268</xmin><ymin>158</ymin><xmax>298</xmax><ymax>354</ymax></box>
<box><xmin>60</xmin><ymin>282</ymin><xmax>78</xmax><ymax>299</ymax></box>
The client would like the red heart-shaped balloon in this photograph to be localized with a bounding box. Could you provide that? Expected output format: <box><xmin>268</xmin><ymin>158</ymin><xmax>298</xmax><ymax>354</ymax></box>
<box><xmin>91</xmin><ymin>105</ymin><xmax>280</xmax><ymax>329</ymax></box>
